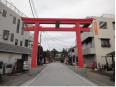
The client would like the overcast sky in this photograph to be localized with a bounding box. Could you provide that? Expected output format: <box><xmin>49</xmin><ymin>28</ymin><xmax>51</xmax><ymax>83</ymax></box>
<box><xmin>8</xmin><ymin>0</ymin><xmax>115</xmax><ymax>51</ymax></box>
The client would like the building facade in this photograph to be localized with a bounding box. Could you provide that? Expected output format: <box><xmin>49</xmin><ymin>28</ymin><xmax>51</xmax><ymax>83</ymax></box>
<box><xmin>0</xmin><ymin>0</ymin><xmax>33</xmax><ymax>74</ymax></box>
<box><xmin>81</xmin><ymin>15</ymin><xmax>115</xmax><ymax>68</ymax></box>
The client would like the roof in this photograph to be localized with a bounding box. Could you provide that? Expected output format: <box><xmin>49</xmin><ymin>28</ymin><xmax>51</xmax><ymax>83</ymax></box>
<box><xmin>106</xmin><ymin>51</ymin><xmax>115</xmax><ymax>56</ymax></box>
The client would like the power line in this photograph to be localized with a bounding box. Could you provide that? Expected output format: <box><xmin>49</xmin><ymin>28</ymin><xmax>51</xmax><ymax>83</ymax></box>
<box><xmin>30</xmin><ymin>0</ymin><xmax>38</xmax><ymax>17</ymax></box>
<box><xmin>29</xmin><ymin>0</ymin><xmax>35</xmax><ymax>17</ymax></box>
<box><xmin>28</xmin><ymin>0</ymin><xmax>42</xmax><ymax>46</ymax></box>
<box><xmin>42</xmin><ymin>32</ymin><xmax>50</xmax><ymax>50</ymax></box>
<box><xmin>45</xmin><ymin>32</ymin><xmax>72</xmax><ymax>49</ymax></box>
<box><xmin>45</xmin><ymin>32</ymin><xmax>73</xmax><ymax>47</ymax></box>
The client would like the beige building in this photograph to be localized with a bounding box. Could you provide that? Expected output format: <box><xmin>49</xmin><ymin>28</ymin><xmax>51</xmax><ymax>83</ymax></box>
<box><xmin>81</xmin><ymin>15</ymin><xmax>115</xmax><ymax>68</ymax></box>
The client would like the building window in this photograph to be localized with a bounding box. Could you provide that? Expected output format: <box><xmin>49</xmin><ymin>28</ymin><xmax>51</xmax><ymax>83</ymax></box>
<box><xmin>3</xmin><ymin>30</ymin><xmax>9</xmax><ymax>40</ymax></box>
<box><xmin>2</xmin><ymin>10</ymin><xmax>7</xmax><ymax>17</ymax></box>
<box><xmin>112</xmin><ymin>22</ymin><xmax>115</xmax><ymax>30</ymax></box>
<box><xmin>25</xmin><ymin>39</ymin><xmax>29</xmax><ymax>47</ymax></box>
<box><xmin>15</xmin><ymin>39</ymin><xmax>18</xmax><ymax>45</ymax></box>
<box><xmin>10</xmin><ymin>33</ymin><xmax>14</xmax><ymax>42</ymax></box>
<box><xmin>20</xmin><ymin>41</ymin><xmax>23</xmax><ymax>46</ymax></box>
<box><xmin>13</xmin><ymin>16</ymin><xmax>16</xmax><ymax>24</ymax></box>
<box><xmin>16</xmin><ymin>19</ymin><xmax>20</xmax><ymax>33</ymax></box>
<box><xmin>6</xmin><ymin>64</ymin><xmax>12</xmax><ymax>68</ymax></box>
<box><xmin>99</xmin><ymin>21</ymin><xmax>107</xmax><ymax>29</ymax></box>
<box><xmin>21</xmin><ymin>23</ymin><xmax>24</xmax><ymax>35</ymax></box>
<box><xmin>101</xmin><ymin>38</ymin><xmax>111</xmax><ymax>47</ymax></box>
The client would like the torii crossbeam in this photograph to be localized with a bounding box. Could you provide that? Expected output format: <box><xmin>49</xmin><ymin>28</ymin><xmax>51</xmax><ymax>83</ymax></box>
<box><xmin>22</xmin><ymin>17</ymin><xmax>93</xmax><ymax>68</ymax></box>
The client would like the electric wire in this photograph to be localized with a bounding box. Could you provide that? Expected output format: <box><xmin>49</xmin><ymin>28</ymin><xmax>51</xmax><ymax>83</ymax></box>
<box><xmin>29</xmin><ymin>0</ymin><xmax>35</xmax><ymax>17</ymax></box>
<box><xmin>44</xmin><ymin>32</ymin><xmax>73</xmax><ymax>51</ymax></box>
<box><xmin>42</xmin><ymin>32</ymin><xmax>50</xmax><ymax>50</ymax></box>
<box><xmin>45</xmin><ymin>32</ymin><xmax>74</xmax><ymax>47</ymax></box>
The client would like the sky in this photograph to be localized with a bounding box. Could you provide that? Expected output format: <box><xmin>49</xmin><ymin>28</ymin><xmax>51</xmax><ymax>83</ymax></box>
<box><xmin>8</xmin><ymin>0</ymin><xmax>115</xmax><ymax>51</ymax></box>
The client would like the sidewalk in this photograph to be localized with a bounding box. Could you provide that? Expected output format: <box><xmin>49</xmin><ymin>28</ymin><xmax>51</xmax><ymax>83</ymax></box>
<box><xmin>0</xmin><ymin>65</ymin><xmax>46</xmax><ymax>86</ymax></box>
<box><xmin>66</xmin><ymin>64</ymin><xmax>115</xmax><ymax>86</ymax></box>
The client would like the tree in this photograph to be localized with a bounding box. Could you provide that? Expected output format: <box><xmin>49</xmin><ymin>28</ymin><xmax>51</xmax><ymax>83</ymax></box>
<box><xmin>61</xmin><ymin>48</ymin><xmax>68</xmax><ymax>63</ymax></box>
<box><xmin>61</xmin><ymin>48</ymin><xmax>68</xmax><ymax>57</ymax></box>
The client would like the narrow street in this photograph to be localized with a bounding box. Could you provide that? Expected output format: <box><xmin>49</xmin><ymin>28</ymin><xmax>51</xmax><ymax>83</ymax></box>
<box><xmin>22</xmin><ymin>62</ymin><xmax>97</xmax><ymax>86</ymax></box>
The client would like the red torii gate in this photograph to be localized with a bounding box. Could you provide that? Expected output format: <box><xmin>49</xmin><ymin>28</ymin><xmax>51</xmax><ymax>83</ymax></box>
<box><xmin>22</xmin><ymin>17</ymin><xmax>93</xmax><ymax>68</ymax></box>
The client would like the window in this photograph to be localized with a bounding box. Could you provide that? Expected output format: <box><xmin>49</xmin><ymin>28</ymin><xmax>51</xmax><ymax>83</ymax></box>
<box><xmin>101</xmin><ymin>38</ymin><xmax>111</xmax><ymax>47</ymax></box>
<box><xmin>3</xmin><ymin>30</ymin><xmax>10</xmax><ymax>40</ymax></box>
<box><xmin>10</xmin><ymin>33</ymin><xmax>14</xmax><ymax>42</ymax></box>
<box><xmin>15</xmin><ymin>39</ymin><xmax>18</xmax><ymax>45</ymax></box>
<box><xmin>21</xmin><ymin>23</ymin><xmax>24</xmax><ymax>35</ymax></box>
<box><xmin>6</xmin><ymin>64</ymin><xmax>12</xmax><ymax>68</ymax></box>
<box><xmin>112</xmin><ymin>22</ymin><xmax>115</xmax><ymax>30</ymax></box>
<box><xmin>16</xmin><ymin>19</ymin><xmax>20</xmax><ymax>33</ymax></box>
<box><xmin>99</xmin><ymin>21</ymin><xmax>107</xmax><ymax>29</ymax></box>
<box><xmin>25</xmin><ymin>39</ymin><xmax>29</xmax><ymax>47</ymax></box>
<box><xmin>0</xmin><ymin>62</ymin><xmax>3</xmax><ymax>68</ymax></box>
<box><xmin>2</xmin><ymin>10</ymin><xmax>7</xmax><ymax>17</ymax></box>
<box><xmin>13</xmin><ymin>16</ymin><xmax>16</xmax><ymax>24</ymax></box>
<box><xmin>20</xmin><ymin>41</ymin><xmax>23</xmax><ymax>46</ymax></box>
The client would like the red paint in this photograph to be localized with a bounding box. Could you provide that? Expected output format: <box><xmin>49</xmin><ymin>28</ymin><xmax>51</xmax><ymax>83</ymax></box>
<box><xmin>22</xmin><ymin>17</ymin><xmax>93</xmax><ymax>24</ymax></box>
<box><xmin>31</xmin><ymin>28</ymin><xmax>39</xmax><ymax>68</ymax></box>
<box><xmin>75</xmin><ymin>23</ymin><xmax>84</xmax><ymax>68</ymax></box>
<box><xmin>76</xmin><ymin>31</ymin><xmax>84</xmax><ymax>68</ymax></box>
<box><xmin>22</xmin><ymin>17</ymin><xmax>93</xmax><ymax>69</ymax></box>
<box><xmin>24</xmin><ymin>26</ymin><xmax>90</xmax><ymax>32</ymax></box>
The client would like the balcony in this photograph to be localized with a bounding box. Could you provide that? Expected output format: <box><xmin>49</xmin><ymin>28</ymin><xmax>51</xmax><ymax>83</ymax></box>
<box><xmin>82</xmin><ymin>47</ymin><xmax>95</xmax><ymax>55</ymax></box>
<box><xmin>81</xmin><ymin>32</ymin><xmax>93</xmax><ymax>42</ymax></box>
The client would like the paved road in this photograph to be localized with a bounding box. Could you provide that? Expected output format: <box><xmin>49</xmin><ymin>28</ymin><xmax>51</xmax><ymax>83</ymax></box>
<box><xmin>23</xmin><ymin>63</ymin><xmax>97</xmax><ymax>86</ymax></box>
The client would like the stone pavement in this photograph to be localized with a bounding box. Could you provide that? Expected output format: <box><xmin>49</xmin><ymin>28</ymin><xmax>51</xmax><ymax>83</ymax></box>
<box><xmin>22</xmin><ymin>62</ymin><xmax>97</xmax><ymax>86</ymax></box>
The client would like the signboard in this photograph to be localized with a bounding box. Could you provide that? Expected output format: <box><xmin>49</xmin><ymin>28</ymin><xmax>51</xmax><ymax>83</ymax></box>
<box><xmin>93</xmin><ymin>22</ymin><xmax>99</xmax><ymax>35</ymax></box>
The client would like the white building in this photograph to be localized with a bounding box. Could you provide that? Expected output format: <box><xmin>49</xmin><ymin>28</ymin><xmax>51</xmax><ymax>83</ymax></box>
<box><xmin>0</xmin><ymin>0</ymin><xmax>33</xmax><ymax>74</ymax></box>
<box><xmin>81</xmin><ymin>15</ymin><xmax>115</xmax><ymax>68</ymax></box>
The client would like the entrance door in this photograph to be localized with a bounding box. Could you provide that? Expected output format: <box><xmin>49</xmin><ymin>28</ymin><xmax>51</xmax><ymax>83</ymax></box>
<box><xmin>16</xmin><ymin>59</ymin><xmax>24</xmax><ymax>73</ymax></box>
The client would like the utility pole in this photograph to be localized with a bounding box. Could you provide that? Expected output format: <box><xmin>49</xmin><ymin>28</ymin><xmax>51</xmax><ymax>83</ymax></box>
<box><xmin>40</xmin><ymin>32</ymin><xmax>42</xmax><ymax>45</ymax></box>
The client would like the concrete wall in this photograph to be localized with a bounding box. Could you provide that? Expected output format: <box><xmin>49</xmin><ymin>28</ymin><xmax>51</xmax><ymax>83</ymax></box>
<box><xmin>93</xmin><ymin>17</ymin><xmax>115</xmax><ymax>66</ymax></box>
<box><xmin>81</xmin><ymin>16</ymin><xmax>115</xmax><ymax>68</ymax></box>
<box><xmin>0</xmin><ymin>1</ymin><xmax>33</xmax><ymax>48</ymax></box>
<box><xmin>0</xmin><ymin>1</ymin><xmax>33</xmax><ymax>73</ymax></box>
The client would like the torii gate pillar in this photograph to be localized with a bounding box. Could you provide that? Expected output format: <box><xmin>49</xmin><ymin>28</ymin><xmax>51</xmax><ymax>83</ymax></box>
<box><xmin>31</xmin><ymin>29</ymin><xmax>39</xmax><ymax>68</ymax></box>
<box><xmin>76</xmin><ymin>23</ymin><xmax>84</xmax><ymax>68</ymax></box>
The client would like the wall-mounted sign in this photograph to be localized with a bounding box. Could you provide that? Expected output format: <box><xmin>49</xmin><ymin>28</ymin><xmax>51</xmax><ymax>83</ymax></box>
<box><xmin>94</xmin><ymin>22</ymin><xmax>99</xmax><ymax>35</ymax></box>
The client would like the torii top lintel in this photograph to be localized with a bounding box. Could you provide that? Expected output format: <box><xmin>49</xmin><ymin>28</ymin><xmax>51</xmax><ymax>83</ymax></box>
<box><xmin>21</xmin><ymin>17</ymin><xmax>93</xmax><ymax>32</ymax></box>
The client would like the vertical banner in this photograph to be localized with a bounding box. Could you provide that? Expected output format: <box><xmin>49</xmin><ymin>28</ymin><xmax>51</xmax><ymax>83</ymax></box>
<box><xmin>93</xmin><ymin>22</ymin><xmax>99</xmax><ymax>35</ymax></box>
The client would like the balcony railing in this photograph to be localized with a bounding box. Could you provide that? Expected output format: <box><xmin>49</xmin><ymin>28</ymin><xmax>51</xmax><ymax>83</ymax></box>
<box><xmin>0</xmin><ymin>0</ymin><xmax>26</xmax><ymax>17</ymax></box>
<box><xmin>81</xmin><ymin>31</ymin><xmax>93</xmax><ymax>42</ymax></box>
<box><xmin>82</xmin><ymin>47</ymin><xmax>95</xmax><ymax>55</ymax></box>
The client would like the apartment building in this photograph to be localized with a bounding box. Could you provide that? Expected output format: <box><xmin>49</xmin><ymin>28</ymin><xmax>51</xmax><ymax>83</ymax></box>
<box><xmin>81</xmin><ymin>15</ymin><xmax>115</xmax><ymax>68</ymax></box>
<box><xmin>0</xmin><ymin>0</ymin><xmax>33</xmax><ymax>74</ymax></box>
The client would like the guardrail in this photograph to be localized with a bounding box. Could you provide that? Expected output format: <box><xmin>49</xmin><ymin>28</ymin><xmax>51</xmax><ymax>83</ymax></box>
<box><xmin>0</xmin><ymin>0</ymin><xmax>26</xmax><ymax>17</ymax></box>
